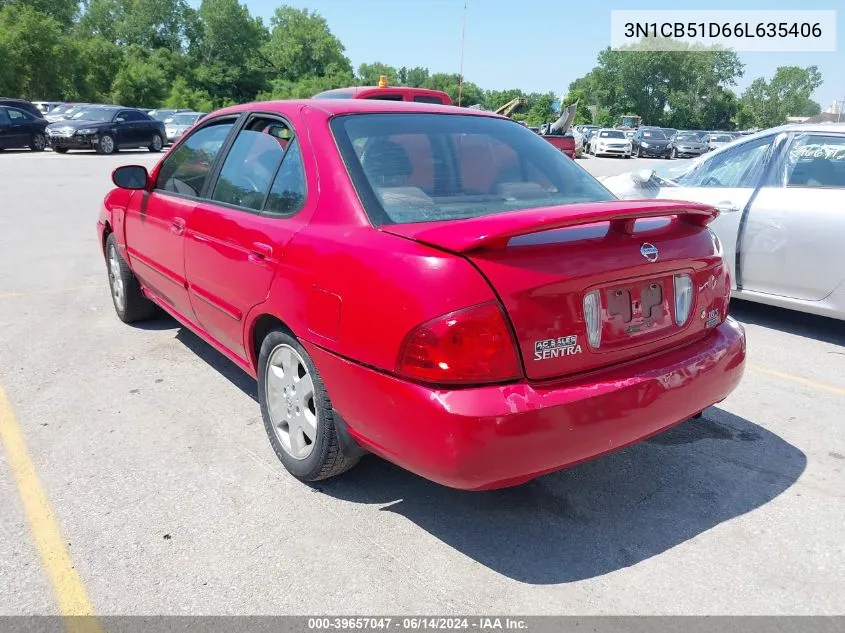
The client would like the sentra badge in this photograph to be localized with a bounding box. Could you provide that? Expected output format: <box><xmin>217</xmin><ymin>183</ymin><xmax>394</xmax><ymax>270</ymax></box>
<box><xmin>534</xmin><ymin>335</ymin><xmax>582</xmax><ymax>360</ymax></box>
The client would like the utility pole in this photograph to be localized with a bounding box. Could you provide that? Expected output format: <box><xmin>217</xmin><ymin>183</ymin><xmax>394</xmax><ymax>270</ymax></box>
<box><xmin>838</xmin><ymin>95</ymin><xmax>844</xmax><ymax>123</ymax></box>
<box><xmin>458</xmin><ymin>2</ymin><xmax>467</xmax><ymax>107</ymax></box>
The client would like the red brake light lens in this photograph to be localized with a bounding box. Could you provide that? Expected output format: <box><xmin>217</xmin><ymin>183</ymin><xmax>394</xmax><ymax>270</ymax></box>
<box><xmin>397</xmin><ymin>302</ymin><xmax>522</xmax><ymax>385</ymax></box>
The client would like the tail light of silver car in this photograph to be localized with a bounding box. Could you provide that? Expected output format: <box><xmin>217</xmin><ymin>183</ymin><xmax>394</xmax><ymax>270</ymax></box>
<box><xmin>583</xmin><ymin>290</ymin><xmax>602</xmax><ymax>348</ymax></box>
<box><xmin>673</xmin><ymin>274</ymin><xmax>694</xmax><ymax>326</ymax></box>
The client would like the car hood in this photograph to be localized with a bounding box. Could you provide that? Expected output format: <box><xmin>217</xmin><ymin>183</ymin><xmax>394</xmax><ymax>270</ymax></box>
<box><xmin>47</xmin><ymin>118</ymin><xmax>111</xmax><ymax>129</ymax></box>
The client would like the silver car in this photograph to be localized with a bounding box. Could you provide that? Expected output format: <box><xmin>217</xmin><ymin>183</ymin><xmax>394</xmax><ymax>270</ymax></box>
<box><xmin>671</xmin><ymin>132</ymin><xmax>709</xmax><ymax>158</ymax></box>
<box><xmin>163</xmin><ymin>111</ymin><xmax>206</xmax><ymax>144</ymax></box>
<box><xmin>707</xmin><ymin>132</ymin><xmax>735</xmax><ymax>151</ymax></box>
<box><xmin>599</xmin><ymin>123</ymin><xmax>845</xmax><ymax>320</ymax></box>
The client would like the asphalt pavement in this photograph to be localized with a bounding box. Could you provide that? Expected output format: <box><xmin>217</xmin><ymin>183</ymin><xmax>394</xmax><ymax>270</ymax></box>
<box><xmin>0</xmin><ymin>149</ymin><xmax>843</xmax><ymax>616</ymax></box>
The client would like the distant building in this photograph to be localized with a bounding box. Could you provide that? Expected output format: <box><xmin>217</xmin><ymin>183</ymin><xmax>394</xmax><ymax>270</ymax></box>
<box><xmin>824</xmin><ymin>100</ymin><xmax>841</xmax><ymax>115</ymax></box>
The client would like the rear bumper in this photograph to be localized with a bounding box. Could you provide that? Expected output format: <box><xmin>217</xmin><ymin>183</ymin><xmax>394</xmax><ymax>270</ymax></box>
<box><xmin>306</xmin><ymin>318</ymin><xmax>746</xmax><ymax>490</ymax></box>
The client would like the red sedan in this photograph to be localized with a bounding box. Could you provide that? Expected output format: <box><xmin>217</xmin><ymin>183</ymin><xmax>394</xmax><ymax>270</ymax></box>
<box><xmin>98</xmin><ymin>99</ymin><xmax>745</xmax><ymax>490</ymax></box>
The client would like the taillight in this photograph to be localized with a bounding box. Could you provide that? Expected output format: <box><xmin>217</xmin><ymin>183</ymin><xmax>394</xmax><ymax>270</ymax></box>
<box><xmin>397</xmin><ymin>302</ymin><xmax>522</xmax><ymax>385</ymax></box>
<box><xmin>583</xmin><ymin>290</ymin><xmax>602</xmax><ymax>349</ymax></box>
<box><xmin>673</xmin><ymin>274</ymin><xmax>694</xmax><ymax>325</ymax></box>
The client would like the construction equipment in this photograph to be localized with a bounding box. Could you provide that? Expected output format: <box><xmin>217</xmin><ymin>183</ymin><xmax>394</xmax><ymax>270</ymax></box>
<box><xmin>495</xmin><ymin>98</ymin><xmax>528</xmax><ymax>118</ymax></box>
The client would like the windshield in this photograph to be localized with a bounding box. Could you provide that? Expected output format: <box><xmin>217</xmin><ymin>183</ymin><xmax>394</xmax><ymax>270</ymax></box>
<box><xmin>641</xmin><ymin>130</ymin><xmax>667</xmax><ymax>139</ymax></box>
<box><xmin>49</xmin><ymin>104</ymin><xmax>75</xmax><ymax>115</ymax></box>
<box><xmin>331</xmin><ymin>113</ymin><xmax>614</xmax><ymax>225</ymax></box>
<box><xmin>167</xmin><ymin>113</ymin><xmax>201</xmax><ymax>125</ymax></box>
<box><xmin>150</xmin><ymin>110</ymin><xmax>174</xmax><ymax>121</ymax></box>
<box><xmin>676</xmin><ymin>133</ymin><xmax>703</xmax><ymax>142</ymax></box>
<box><xmin>711</xmin><ymin>134</ymin><xmax>733</xmax><ymax>142</ymax></box>
<box><xmin>599</xmin><ymin>130</ymin><xmax>625</xmax><ymax>138</ymax></box>
<box><xmin>70</xmin><ymin>107</ymin><xmax>117</xmax><ymax>121</ymax></box>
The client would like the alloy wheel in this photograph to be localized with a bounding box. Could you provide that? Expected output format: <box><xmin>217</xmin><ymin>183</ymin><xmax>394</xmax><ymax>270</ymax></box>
<box><xmin>265</xmin><ymin>344</ymin><xmax>318</xmax><ymax>460</ymax></box>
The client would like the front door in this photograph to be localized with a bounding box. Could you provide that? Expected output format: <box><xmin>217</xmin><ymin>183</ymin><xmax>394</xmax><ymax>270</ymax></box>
<box><xmin>740</xmin><ymin>131</ymin><xmax>845</xmax><ymax>300</ymax></box>
<box><xmin>185</xmin><ymin>114</ymin><xmax>310</xmax><ymax>360</ymax></box>
<box><xmin>124</xmin><ymin>117</ymin><xmax>237</xmax><ymax>321</ymax></box>
<box><xmin>654</xmin><ymin>133</ymin><xmax>781</xmax><ymax>288</ymax></box>
<box><xmin>0</xmin><ymin>108</ymin><xmax>12</xmax><ymax>148</ymax></box>
<box><xmin>5</xmin><ymin>107</ymin><xmax>30</xmax><ymax>147</ymax></box>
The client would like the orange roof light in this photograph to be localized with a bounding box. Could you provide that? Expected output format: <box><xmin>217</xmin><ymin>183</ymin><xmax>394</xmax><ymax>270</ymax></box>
<box><xmin>378</xmin><ymin>75</ymin><xmax>388</xmax><ymax>88</ymax></box>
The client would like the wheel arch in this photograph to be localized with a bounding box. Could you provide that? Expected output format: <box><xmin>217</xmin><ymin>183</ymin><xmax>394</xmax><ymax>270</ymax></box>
<box><xmin>247</xmin><ymin>313</ymin><xmax>296</xmax><ymax>372</ymax></box>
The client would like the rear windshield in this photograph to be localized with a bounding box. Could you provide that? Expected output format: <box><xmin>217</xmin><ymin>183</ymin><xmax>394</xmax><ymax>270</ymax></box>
<box><xmin>313</xmin><ymin>91</ymin><xmax>354</xmax><ymax>99</ymax></box>
<box><xmin>331</xmin><ymin>113</ymin><xmax>614</xmax><ymax>225</ymax></box>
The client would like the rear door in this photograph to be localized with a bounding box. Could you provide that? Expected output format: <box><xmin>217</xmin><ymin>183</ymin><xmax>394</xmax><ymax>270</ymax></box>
<box><xmin>653</xmin><ymin>133</ymin><xmax>782</xmax><ymax>288</ymax></box>
<box><xmin>739</xmin><ymin>131</ymin><xmax>845</xmax><ymax>300</ymax></box>
<box><xmin>185</xmin><ymin>113</ymin><xmax>312</xmax><ymax>359</ymax></box>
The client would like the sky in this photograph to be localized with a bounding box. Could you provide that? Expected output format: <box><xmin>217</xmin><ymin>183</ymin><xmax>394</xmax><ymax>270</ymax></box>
<box><xmin>228</xmin><ymin>0</ymin><xmax>844</xmax><ymax>109</ymax></box>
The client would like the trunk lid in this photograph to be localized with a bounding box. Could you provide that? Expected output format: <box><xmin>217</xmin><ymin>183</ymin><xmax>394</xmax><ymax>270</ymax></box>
<box><xmin>383</xmin><ymin>200</ymin><xmax>729</xmax><ymax>380</ymax></box>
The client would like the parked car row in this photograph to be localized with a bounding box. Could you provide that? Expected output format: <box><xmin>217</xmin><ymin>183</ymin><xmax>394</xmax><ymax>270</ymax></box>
<box><xmin>570</xmin><ymin>124</ymin><xmax>749</xmax><ymax>160</ymax></box>
<box><xmin>0</xmin><ymin>98</ymin><xmax>209</xmax><ymax>154</ymax></box>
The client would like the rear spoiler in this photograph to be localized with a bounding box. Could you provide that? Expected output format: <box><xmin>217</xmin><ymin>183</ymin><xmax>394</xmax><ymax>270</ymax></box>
<box><xmin>382</xmin><ymin>200</ymin><xmax>718</xmax><ymax>253</ymax></box>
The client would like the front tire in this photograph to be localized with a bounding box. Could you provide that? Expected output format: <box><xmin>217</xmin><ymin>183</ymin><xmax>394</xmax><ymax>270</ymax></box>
<box><xmin>53</xmin><ymin>147</ymin><xmax>68</xmax><ymax>154</ymax></box>
<box><xmin>105</xmin><ymin>233</ymin><xmax>156</xmax><ymax>323</ymax></box>
<box><xmin>96</xmin><ymin>133</ymin><xmax>116</xmax><ymax>155</ymax></box>
<box><xmin>149</xmin><ymin>133</ymin><xmax>163</xmax><ymax>152</ymax></box>
<box><xmin>30</xmin><ymin>133</ymin><xmax>46</xmax><ymax>152</ymax></box>
<box><xmin>671</xmin><ymin>147</ymin><xmax>677</xmax><ymax>159</ymax></box>
<box><xmin>258</xmin><ymin>330</ymin><xmax>360</xmax><ymax>483</ymax></box>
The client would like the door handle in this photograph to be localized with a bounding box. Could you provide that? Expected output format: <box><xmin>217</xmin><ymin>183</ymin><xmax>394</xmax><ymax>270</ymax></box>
<box><xmin>170</xmin><ymin>217</ymin><xmax>186</xmax><ymax>235</ymax></box>
<box><xmin>248</xmin><ymin>242</ymin><xmax>273</xmax><ymax>263</ymax></box>
<box><xmin>714</xmin><ymin>201</ymin><xmax>740</xmax><ymax>213</ymax></box>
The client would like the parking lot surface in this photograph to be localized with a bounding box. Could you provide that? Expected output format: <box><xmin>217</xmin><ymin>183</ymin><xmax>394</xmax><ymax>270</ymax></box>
<box><xmin>1</xmin><ymin>150</ymin><xmax>843</xmax><ymax>615</ymax></box>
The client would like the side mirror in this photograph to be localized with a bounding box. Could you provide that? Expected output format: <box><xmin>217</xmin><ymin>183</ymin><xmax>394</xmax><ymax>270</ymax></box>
<box><xmin>112</xmin><ymin>165</ymin><xmax>149</xmax><ymax>190</ymax></box>
<box><xmin>631</xmin><ymin>169</ymin><xmax>655</xmax><ymax>185</ymax></box>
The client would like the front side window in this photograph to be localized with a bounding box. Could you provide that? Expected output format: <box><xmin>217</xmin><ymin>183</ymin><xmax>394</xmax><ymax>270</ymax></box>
<box><xmin>781</xmin><ymin>134</ymin><xmax>845</xmax><ymax>189</ymax></box>
<box><xmin>331</xmin><ymin>113</ymin><xmax>614</xmax><ymax>225</ymax></box>
<box><xmin>211</xmin><ymin>117</ymin><xmax>293</xmax><ymax>211</ymax></box>
<box><xmin>413</xmin><ymin>95</ymin><xmax>445</xmax><ymax>104</ymax></box>
<box><xmin>0</xmin><ymin>108</ymin><xmax>9</xmax><ymax>124</ymax></box>
<box><xmin>673</xmin><ymin>135</ymin><xmax>774</xmax><ymax>188</ymax></box>
<box><xmin>156</xmin><ymin>121</ymin><xmax>235</xmax><ymax>197</ymax></box>
<box><xmin>119</xmin><ymin>110</ymin><xmax>146</xmax><ymax>122</ymax></box>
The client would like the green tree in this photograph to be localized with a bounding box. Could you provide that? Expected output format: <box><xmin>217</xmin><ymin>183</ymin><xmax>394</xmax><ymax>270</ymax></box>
<box><xmin>0</xmin><ymin>4</ymin><xmax>73</xmax><ymax>99</ymax></box>
<box><xmin>569</xmin><ymin>39</ymin><xmax>744</xmax><ymax>129</ymax></box>
<box><xmin>193</xmin><ymin>0</ymin><xmax>268</xmax><ymax>105</ymax></box>
<box><xmin>524</xmin><ymin>92</ymin><xmax>557</xmax><ymax>126</ymax></box>
<box><xmin>741</xmin><ymin>65</ymin><xmax>823</xmax><ymax>128</ymax></box>
<box><xmin>405</xmin><ymin>66</ymin><xmax>429</xmax><ymax>88</ymax></box>
<box><xmin>81</xmin><ymin>0</ymin><xmax>197</xmax><ymax>51</ymax></box>
<box><xmin>164</xmin><ymin>76</ymin><xmax>214</xmax><ymax>111</ymax></box>
<box><xmin>357</xmin><ymin>62</ymin><xmax>398</xmax><ymax>86</ymax></box>
<box><xmin>263</xmin><ymin>6</ymin><xmax>352</xmax><ymax>81</ymax></box>
<box><xmin>0</xmin><ymin>0</ymin><xmax>77</xmax><ymax>25</ymax></box>
<box><xmin>110</xmin><ymin>47</ymin><xmax>168</xmax><ymax>106</ymax></box>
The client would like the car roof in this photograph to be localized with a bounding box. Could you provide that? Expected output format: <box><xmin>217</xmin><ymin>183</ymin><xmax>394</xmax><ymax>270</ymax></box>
<box><xmin>212</xmin><ymin>99</ymin><xmax>503</xmax><ymax>119</ymax></box>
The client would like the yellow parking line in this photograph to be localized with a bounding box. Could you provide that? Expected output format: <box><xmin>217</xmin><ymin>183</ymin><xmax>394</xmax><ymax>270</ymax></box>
<box><xmin>0</xmin><ymin>285</ymin><xmax>106</xmax><ymax>300</ymax></box>
<box><xmin>0</xmin><ymin>385</ymin><xmax>100</xmax><ymax>628</ymax></box>
<box><xmin>750</xmin><ymin>363</ymin><xmax>845</xmax><ymax>396</ymax></box>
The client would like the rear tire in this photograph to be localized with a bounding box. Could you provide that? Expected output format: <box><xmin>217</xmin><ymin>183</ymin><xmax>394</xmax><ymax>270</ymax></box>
<box><xmin>105</xmin><ymin>233</ymin><xmax>156</xmax><ymax>323</ymax></box>
<box><xmin>30</xmin><ymin>133</ymin><xmax>46</xmax><ymax>151</ymax></box>
<box><xmin>258</xmin><ymin>330</ymin><xmax>360</xmax><ymax>483</ymax></box>
<box><xmin>149</xmin><ymin>133</ymin><xmax>163</xmax><ymax>152</ymax></box>
<box><xmin>53</xmin><ymin>147</ymin><xmax>68</xmax><ymax>154</ymax></box>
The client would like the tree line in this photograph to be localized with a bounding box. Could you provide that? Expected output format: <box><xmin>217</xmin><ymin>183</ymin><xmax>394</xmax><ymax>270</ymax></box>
<box><xmin>0</xmin><ymin>0</ymin><xmax>824</xmax><ymax>130</ymax></box>
<box><xmin>563</xmin><ymin>39</ymin><xmax>823</xmax><ymax>130</ymax></box>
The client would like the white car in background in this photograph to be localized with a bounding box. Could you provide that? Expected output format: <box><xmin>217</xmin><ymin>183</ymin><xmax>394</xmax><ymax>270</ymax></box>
<box><xmin>599</xmin><ymin>123</ymin><xmax>845</xmax><ymax>320</ymax></box>
<box><xmin>590</xmin><ymin>128</ymin><xmax>632</xmax><ymax>158</ymax></box>
<box><xmin>706</xmin><ymin>132</ymin><xmax>735</xmax><ymax>151</ymax></box>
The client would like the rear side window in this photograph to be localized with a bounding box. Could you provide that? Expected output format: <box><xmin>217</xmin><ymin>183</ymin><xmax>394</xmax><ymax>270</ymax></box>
<box><xmin>413</xmin><ymin>95</ymin><xmax>446</xmax><ymax>104</ymax></box>
<box><xmin>156</xmin><ymin>121</ymin><xmax>235</xmax><ymax>197</ymax></box>
<box><xmin>364</xmin><ymin>93</ymin><xmax>404</xmax><ymax>101</ymax></box>
<box><xmin>783</xmin><ymin>134</ymin><xmax>845</xmax><ymax>189</ymax></box>
<box><xmin>119</xmin><ymin>110</ymin><xmax>147</xmax><ymax>122</ymax></box>
<box><xmin>8</xmin><ymin>108</ymin><xmax>28</xmax><ymax>121</ymax></box>
<box><xmin>331</xmin><ymin>113</ymin><xmax>614</xmax><ymax>225</ymax></box>
<box><xmin>211</xmin><ymin>118</ymin><xmax>292</xmax><ymax>211</ymax></box>
<box><xmin>263</xmin><ymin>138</ymin><xmax>307</xmax><ymax>216</ymax></box>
